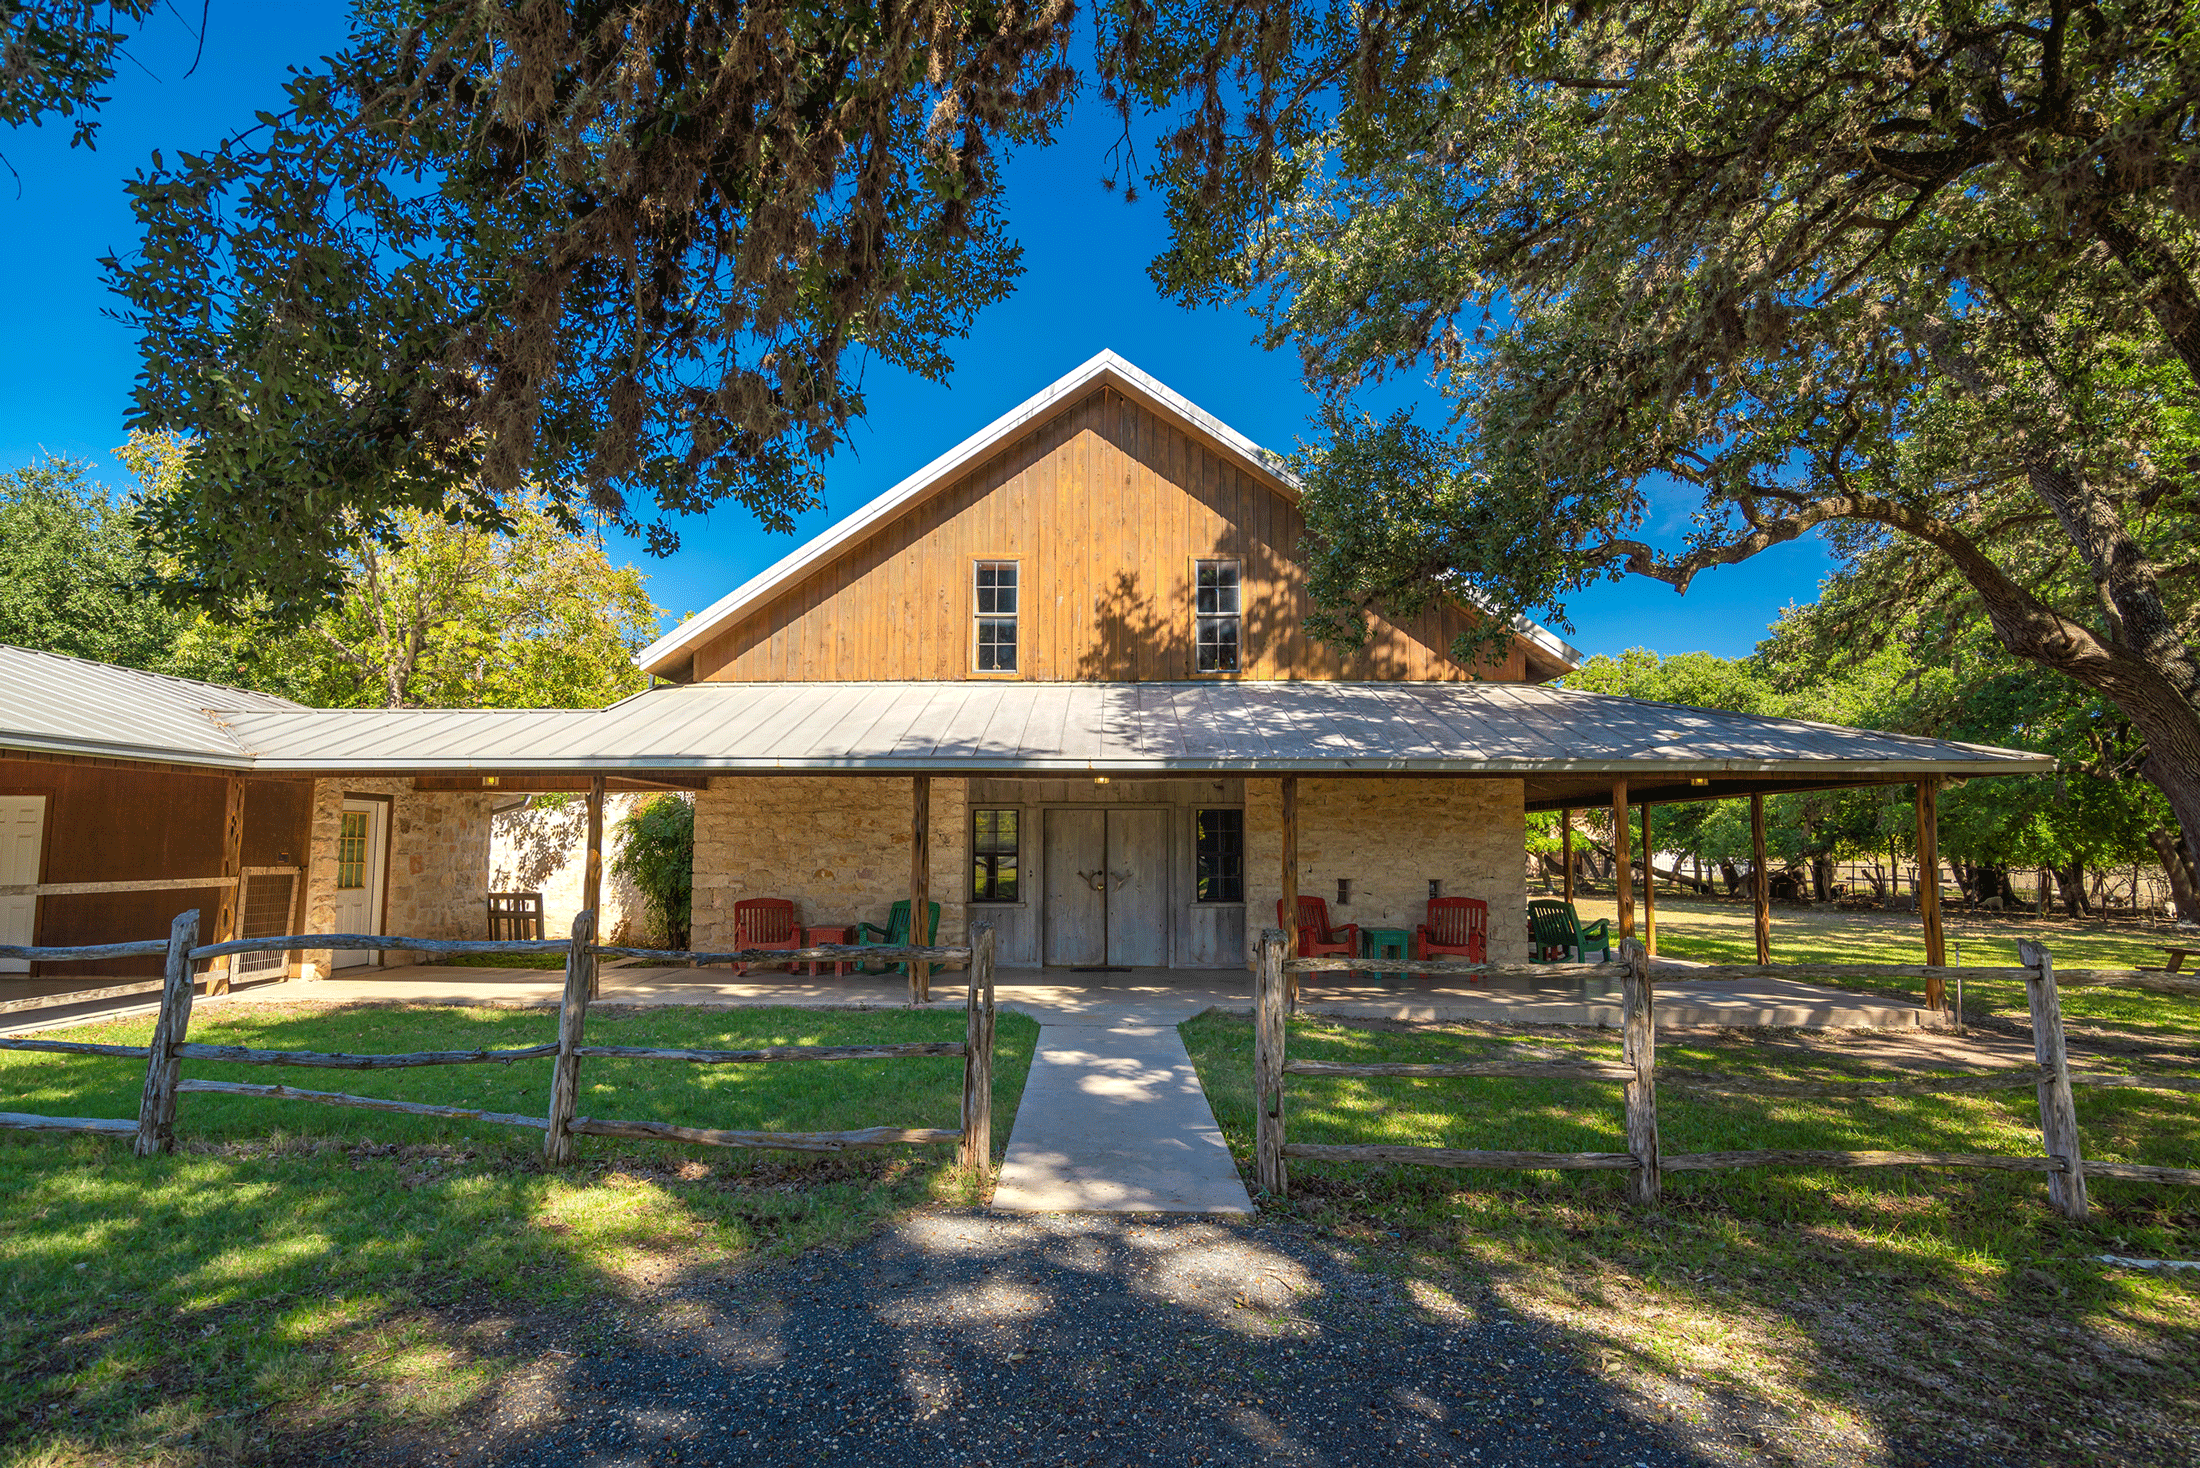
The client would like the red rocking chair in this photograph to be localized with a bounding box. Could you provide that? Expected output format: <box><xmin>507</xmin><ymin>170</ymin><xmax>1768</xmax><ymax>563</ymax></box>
<box><xmin>1278</xmin><ymin>896</ymin><xmax>1360</xmax><ymax>963</ymax></box>
<box><xmin>1413</xmin><ymin>897</ymin><xmax>1488</xmax><ymax>967</ymax></box>
<box><xmin>732</xmin><ymin>898</ymin><xmax>801</xmax><ymax>974</ymax></box>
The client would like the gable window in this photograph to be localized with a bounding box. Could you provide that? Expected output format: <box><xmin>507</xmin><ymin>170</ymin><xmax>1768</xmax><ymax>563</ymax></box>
<box><xmin>972</xmin><ymin>809</ymin><xmax>1020</xmax><ymax>902</ymax></box>
<box><xmin>1195</xmin><ymin>560</ymin><xmax>1241</xmax><ymax>672</ymax></box>
<box><xmin>975</xmin><ymin>561</ymin><xmax>1018</xmax><ymax>671</ymax></box>
<box><xmin>1194</xmin><ymin>808</ymin><xmax>1244</xmax><ymax>903</ymax></box>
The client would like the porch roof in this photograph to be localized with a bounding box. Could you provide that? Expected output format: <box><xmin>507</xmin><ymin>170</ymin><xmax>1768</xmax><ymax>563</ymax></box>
<box><xmin>206</xmin><ymin>679</ymin><xmax>2051</xmax><ymax>804</ymax></box>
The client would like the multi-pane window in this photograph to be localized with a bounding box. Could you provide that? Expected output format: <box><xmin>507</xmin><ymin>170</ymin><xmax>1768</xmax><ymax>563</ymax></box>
<box><xmin>337</xmin><ymin>811</ymin><xmax>369</xmax><ymax>890</ymax></box>
<box><xmin>1194</xmin><ymin>808</ymin><xmax>1244</xmax><ymax>903</ymax></box>
<box><xmin>1195</xmin><ymin>560</ymin><xmax>1241</xmax><ymax>672</ymax></box>
<box><xmin>971</xmin><ymin>809</ymin><xmax>1020</xmax><ymax>903</ymax></box>
<box><xmin>975</xmin><ymin>561</ymin><xmax>1018</xmax><ymax>672</ymax></box>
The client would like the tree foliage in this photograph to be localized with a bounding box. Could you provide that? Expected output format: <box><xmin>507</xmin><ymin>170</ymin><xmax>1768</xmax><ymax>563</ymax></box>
<box><xmin>1107</xmin><ymin>0</ymin><xmax>2200</xmax><ymax>910</ymax></box>
<box><xmin>105</xmin><ymin>0</ymin><xmax>1078</xmax><ymax>618</ymax></box>
<box><xmin>0</xmin><ymin>1</ymin><xmax>158</xmax><ymax>147</ymax></box>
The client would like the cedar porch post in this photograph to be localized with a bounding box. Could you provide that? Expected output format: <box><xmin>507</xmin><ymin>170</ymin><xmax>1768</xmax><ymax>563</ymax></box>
<box><xmin>1560</xmin><ymin>810</ymin><xmax>1573</xmax><ymax>903</ymax></box>
<box><xmin>1611</xmin><ymin>779</ymin><xmax>1632</xmax><ymax>938</ymax></box>
<box><xmin>208</xmin><ymin>774</ymin><xmax>245</xmax><ymax>995</ymax></box>
<box><xmin>1917</xmin><ymin>776</ymin><xmax>1946</xmax><ymax>1003</ymax></box>
<box><xmin>1280</xmin><ymin>775</ymin><xmax>1300</xmax><ymax>1011</ymax></box>
<box><xmin>910</xmin><ymin>774</ymin><xmax>931</xmax><ymax>1005</ymax></box>
<box><xmin>1750</xmin><ymin>793</ymin><xmax>1771</xmax><ymax>965</ymax></box>
<box><xmin>1640</xmin><ymin>802</ymin><xmax>1656</xmax><ymax>958</ymax></box>
<box><xmin>583</xmin><ymin>775</ymin><xmax>605</xmax><ymax>999</ymax></box>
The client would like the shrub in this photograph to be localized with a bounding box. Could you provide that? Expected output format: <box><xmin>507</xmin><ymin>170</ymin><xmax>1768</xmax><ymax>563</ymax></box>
<box><xmin>612</xmin><ymin>794</ymin><xmax>693</xmax><ymax>948</ymax></box>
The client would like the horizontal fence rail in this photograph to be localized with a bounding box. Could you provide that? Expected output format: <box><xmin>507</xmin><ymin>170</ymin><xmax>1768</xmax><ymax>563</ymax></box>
<box><xmin>0</xmin><ymin>910</ymin><xmax>1000</xmax><ymax>1172</ymax></box>
<box><xmin>1252</xmin><ymin>930</ymin><xmax>2198</xmax><ymax>1219</ymax></box>
<box><xmin>1280</xmin><ymin>953</ymin><xmax>2200</xmax><ymax>1000</ymax></box>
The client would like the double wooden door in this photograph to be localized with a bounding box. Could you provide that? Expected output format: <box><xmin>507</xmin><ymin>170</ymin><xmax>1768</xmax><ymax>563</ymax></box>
<box><xmin>1041</xmin><ymin>808</ymin><xmax>1169</xmax><ymax>967</ymax></box>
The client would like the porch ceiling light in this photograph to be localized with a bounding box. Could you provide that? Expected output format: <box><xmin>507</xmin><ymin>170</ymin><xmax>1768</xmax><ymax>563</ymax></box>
<box><xmin>481</xmin><ymin>775</ymin><xmax>500</xmax><ymax>787</ymax></box>
<box><xmin>1689</xmin><ymin>776</ymin><xmax>1710</xmax><ymax>786</ymax></box>
<box><xmin>1093</xmin><ymin>776</ymin><xmax>1110</xmax><ymax>785</ymax></box>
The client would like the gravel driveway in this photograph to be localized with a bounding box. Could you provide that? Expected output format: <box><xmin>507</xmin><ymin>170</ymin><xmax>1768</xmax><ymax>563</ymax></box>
<box><xmin>376</xmin><ymin>1212</ymin><xmax>1764</xmax><ymax>1468</ymax></box>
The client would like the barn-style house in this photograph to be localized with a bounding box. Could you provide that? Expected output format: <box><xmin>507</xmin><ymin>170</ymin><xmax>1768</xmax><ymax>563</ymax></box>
<box><xmin>1</xmin><ymin>352</ymin><xmax>2049</xmax><ymax>995</ymax></box>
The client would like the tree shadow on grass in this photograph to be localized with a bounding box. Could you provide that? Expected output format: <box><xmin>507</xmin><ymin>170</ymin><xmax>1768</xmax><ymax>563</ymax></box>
<box><xmin>1181</xmin><ymin>1011</ymin><xmax>2200</xmax><ymax>1468</ymax></box>
<box><xmin>0</xmin><ymin>1003</ymin><xmax>1038</xmax><ymax>1465</ymax></box>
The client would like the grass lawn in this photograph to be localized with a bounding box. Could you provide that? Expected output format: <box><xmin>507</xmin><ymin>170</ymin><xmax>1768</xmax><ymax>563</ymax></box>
<box><xmin>1571</xmin><ymin>891</ymin><xmax>2200</xmax><ymax>1047</ymax></box>
<box><xmin>1182</xmin><ymin>1011</ymin><xmax>2200</xmax><ymax>1467</ymax></box>
<box><xmin>0</xmin><ymin>1002</ymin><xmax>1036</xmax><ymax>1466</ymax></box>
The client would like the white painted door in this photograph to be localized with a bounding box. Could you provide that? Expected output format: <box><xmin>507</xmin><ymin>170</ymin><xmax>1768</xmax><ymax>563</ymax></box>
<box><xmin>0</xmin><ymin>797</ymin><xmax>45</xmax><ymax>974</ymax></box>
<box><xmin>331</xmin><ymin>800</ymin><xmax>387</xmax><ymax>969</ymax></box>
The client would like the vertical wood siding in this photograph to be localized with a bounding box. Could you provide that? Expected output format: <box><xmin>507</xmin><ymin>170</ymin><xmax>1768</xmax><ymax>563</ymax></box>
<box><xmin>691</xmin><ymin>387</ymin><xmax>1529</xmax><ymax>683</ymax></box>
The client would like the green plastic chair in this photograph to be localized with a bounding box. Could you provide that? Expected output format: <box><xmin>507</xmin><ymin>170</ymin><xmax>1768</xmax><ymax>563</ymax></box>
<box><xmin>857</xmin><ymin>900</ymin><xmax>941</xmax><ymax>975</ymax></box>
<box><xmin>1527</xmin><ymin>899</ymin><xmax>1612</xmax><ymax>963</ymax></box>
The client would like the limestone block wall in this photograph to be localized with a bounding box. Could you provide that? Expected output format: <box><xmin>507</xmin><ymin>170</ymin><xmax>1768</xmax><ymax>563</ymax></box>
<box><xmin>302</xmin><ymin>777</ymin><xmax>493</xmax><ymax>975</ymax></box>
<box><xmin>693</xmin><ymin>776</ymin><xmax>968</xmax><ymax>954</ymax></box>
<box><xmin>490</xmin><ymin>793</ymin><xmax>650</xmax><ymax>945</ymax></box>
<box><xmin>1245</xmin><ymin>776</ymin><xmax>1529</xmax><ymax>964</ymax></box>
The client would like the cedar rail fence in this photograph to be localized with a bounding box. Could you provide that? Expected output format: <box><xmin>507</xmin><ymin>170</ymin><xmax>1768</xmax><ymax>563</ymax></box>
<box><xmin>0</xmin><ymin>910</ymin><xmax>998</xmax><ymax>1169</ymax></box>
<box><xmin>1251</xmin><ymin>929</ymin><xmax>2200</xmax><ymax>1220</ymax></box>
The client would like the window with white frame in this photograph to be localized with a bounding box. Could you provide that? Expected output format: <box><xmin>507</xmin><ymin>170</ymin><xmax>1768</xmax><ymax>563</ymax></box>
<box><xmin>1195</xmin><ymin>559</ymin><xmax>1241</xmax><ymax>672</ymax></box>
<box><xmin>975</xmin><ymin>561</ymin><xmax>1018</xmax><ymax>672</ymax></box>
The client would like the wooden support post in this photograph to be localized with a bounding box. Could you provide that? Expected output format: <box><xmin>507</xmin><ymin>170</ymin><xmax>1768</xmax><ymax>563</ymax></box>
<box><xmin>583</xmin><ymin>776</ymin><xmax>605</xmax><ymax>999</ymax></box>
<box><xmin>1750</xmin><ymin>793</ymin><xmax>1771</xmax><ymax>965</ymax></box>
<box><xmin>1254</xmin><ymin>928</ymin><xmax>1289</xmax><ymax>1198</ymax></box>
<box><xmin>1917</xmin><ymin>777</ymin><xmax>1946</xmax><ymax>1000</ymax></box>
<box><xmin>909</xmin><ymin>774</ymin><xmax>931</xmax><ymax>1005</ymax></box>
<box><xmin>1622</xmin><ymin>937</ymin><xmax>1660</xmax><ymax>1206</ymax></box>
<box><xmin>543</xmin><ymin>909</ymin><xmax>596</xmax><ymax>1165</ymax></box>
<box><xmin>134</xmin><ymin>908</ymin><xmax>201</xmax><ymax>1156</ymax></box>
<box><xmin>209</xmin><ymin>776</ymin><xmax>245</xmax><ymax>995</ymax></box>
<box><xmin>2017</xmin><ymin>939</ymin><xmax>2089</xmax><ymax>1220</ymax></box>
<box><xmin>1280</xmin><ymin>775</ymin><xmax>1300</xmax><ymax>1012</ymax></box>
<box><xmin>1640</xmin><ymin>803</ymin><xmax>1656</xmax><ymax>958</ymax></box>
<box><xmin>1561</xmin><ymin>810</ymin><xmax>1573</xmax><ymax>903</ymax></box>
<box><xmin>959</xmin><ymin>923</ymin><xmax>997</xmax><ymax>1172</ymax></box>
<box><xmin>1611</xmin><ymin>779</ymin><xmax>1633</xmax><ymax>938</ymax></box>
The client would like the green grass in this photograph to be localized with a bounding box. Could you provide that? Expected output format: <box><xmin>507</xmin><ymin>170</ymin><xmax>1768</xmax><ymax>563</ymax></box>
<box><xmin>1572</xmin><ymin>892</ymin><xmax>2200</xmax><ymax>1045</ymax></box>
<box><xmin>434</xmin><ymin>953</ymin><xmax>564</xmax><ymax>970</ymax></box>
<box><xmin>0</xmin><ymin>1003</ymin><xmax>1035</xmax><ymax>1466</ymax></box>
<box><xmin>1182</xmin><ymin>1011</ymin><xmax>2200</xmax><ymax>1466</ymax></box>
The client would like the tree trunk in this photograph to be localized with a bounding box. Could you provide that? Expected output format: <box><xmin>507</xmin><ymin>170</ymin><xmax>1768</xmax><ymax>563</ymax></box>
<box><xmin>1718</xmin><ymin>860</ymin><xmax>1741</xmax><ymax>896</ymax></box>
<box><xmin>1811</xmin><ymin>855</ymin><xmax>1833</xmax><ymax>903</ymax></box>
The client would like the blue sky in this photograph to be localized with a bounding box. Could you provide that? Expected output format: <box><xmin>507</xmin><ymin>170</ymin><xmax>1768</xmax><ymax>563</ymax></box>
<box><xmin>0</xmin><ymin>4</ymin><xmax>1835</xmax><ymax>662</ymax></box>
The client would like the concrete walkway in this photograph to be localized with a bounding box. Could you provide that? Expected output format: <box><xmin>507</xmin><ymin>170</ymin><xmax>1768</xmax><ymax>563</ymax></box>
<box><xmin>990</xmin><ymin>1012</ymin><xmax>1252</xmax><ymax>1214</ymax></box>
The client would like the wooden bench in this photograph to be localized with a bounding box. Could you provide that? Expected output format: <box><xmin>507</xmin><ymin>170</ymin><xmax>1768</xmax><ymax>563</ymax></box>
<box><xmin>2150</xmin><ymin>945</ymin><xmax>2200</xmax><ymax>974</ymax></box>
<box><xmin>487</xmin><ymin>892</ymin><xmax>545</xmax><ymax>942</ymax></box>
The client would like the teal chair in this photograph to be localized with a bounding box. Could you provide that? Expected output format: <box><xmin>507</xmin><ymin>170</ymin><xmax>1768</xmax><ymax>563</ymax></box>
<box><xmin>1527</xmin><ymin>899</ymin><xmax>1612</xmax><ymax>963</ymax></box>
<box><xmin>857</xmin><ymin>900</ymin><xmax>941</xmax><ymax>975</ymax></box>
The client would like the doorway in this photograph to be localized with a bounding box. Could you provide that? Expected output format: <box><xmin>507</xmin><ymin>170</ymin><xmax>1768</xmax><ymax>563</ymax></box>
<box><xmin>331</xmin><ymin>798</ymin><xmax>388</xmax><ymax>968</ymax></box>
<box><xmin>0</xmin><ymin>796</ymin><xmax>45</xmax><ymax>974</ymax></box>
<box><xmin>1041</xmin><ymin>808</ymin><xmax>1169</xmax><ymax>967</ymax></box>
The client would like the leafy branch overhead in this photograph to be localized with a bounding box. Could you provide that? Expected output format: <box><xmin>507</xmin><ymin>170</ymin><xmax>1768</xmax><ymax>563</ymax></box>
<box><xmin>104</xmin><ymin>0</ymin><xmax>1077</xmax><ymax>618</ymax></box>
<box><xmin>1104</xmin><ymin>0</ymin><xmax>2200</xmax><ymax>913</ymax></box>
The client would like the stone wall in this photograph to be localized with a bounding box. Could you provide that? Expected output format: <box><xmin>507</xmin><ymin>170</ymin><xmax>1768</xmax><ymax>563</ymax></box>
<box><xmin>301</xmin><ymin>777</ymin><xmax>493</xmax><ymax>975</ymax></box>
<box><xmin>489</xmin><ymin>792</ymin><xmax>650</xmax><ymax>945</ymax></box>
<box><xmin>1245</xmin><ymin>776</ymin><xmax>1528</xmax><ymax>964</ymax></box>
<box><xmin>692</xmin><ymin>776</ymin><xmax>967</xmax><ymax>952</ymax></box>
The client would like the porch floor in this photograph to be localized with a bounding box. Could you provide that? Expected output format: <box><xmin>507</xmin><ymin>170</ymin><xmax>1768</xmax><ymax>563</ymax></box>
<box><xmin>183</xmin><ymin>960</ymin><xmax>1945</xmax><ymax>1031</ymax></box>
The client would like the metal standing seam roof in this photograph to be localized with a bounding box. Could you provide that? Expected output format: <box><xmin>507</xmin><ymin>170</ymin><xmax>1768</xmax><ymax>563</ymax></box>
<box><xmin>0</xmin><ymin>644</ymin><xmax>301</xmax><ymax>768</ymax></box>
<box><xmin>198</xmin><ymin>680</ymin><xmax>2055</xmax><ymax>778</ymax></box>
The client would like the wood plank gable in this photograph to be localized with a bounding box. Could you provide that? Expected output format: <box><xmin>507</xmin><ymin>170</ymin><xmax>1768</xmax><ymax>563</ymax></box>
<box><xmin>690</xmin><ymin>384</ymin><xmax>1534</xmax><ymax>684</ymax></box>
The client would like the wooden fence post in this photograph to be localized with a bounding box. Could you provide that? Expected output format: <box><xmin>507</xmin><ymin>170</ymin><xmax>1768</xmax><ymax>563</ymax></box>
<box><xmin>134</xmin><ymin>908</ymin><xmax>201</xmax><ymax>1157</ymax></box>
<box><xmin>1255</xmin><ymin>928</ymin><xmax>1289</xmax><ymax>1198</ymax></box>
<box><xmin>1622</xmin><ymin>937</ymin><xmax>1660</xmax><ymax>1206</ymax></box>
<box><xmin>2017</xmin><ymin>939</ymin><xmax>2088</xmax><ymax>1220</ymax></box>
<box><xmin>959</xmin><ymin>923</ymin><xmax>997</xmax><ymax>1172</ymax></box>
<box><xmin>543</xmin><ymin>909</ymin><xmax>596</xmax><ymax>1165</ymax></box>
